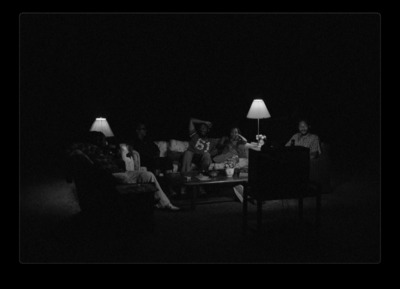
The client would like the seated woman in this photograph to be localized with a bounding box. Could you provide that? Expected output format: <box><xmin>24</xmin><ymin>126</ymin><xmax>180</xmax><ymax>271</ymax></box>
<box><xmin>212</xmin><ymin>127</ymin><xmax>250</xmax><ymax>203</ymax></box>
<box><xmin>213</xmin><ymin>127</ymin><xmax>248</xmax><ymax>164</ymax></box>
<box><xmin>76</xmin><ymin>131</ymin><xmax>180</xmax><ymax>211</ymax></box>
<box><xmin>285</xmin><ymin>118</ymin><xmax>321</xmax><ymax>159</ymax></box>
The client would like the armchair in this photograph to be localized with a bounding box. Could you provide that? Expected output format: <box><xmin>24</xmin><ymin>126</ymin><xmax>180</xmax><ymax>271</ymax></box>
<box><xmin>243</xmin><ymin>147</ymin><xmax>322</xmax><ymax>233</ymax></box>
<box><xmin>68</xmin><ymin>148</ymin><xmax>157</xmax><ymax>232</ymax></box>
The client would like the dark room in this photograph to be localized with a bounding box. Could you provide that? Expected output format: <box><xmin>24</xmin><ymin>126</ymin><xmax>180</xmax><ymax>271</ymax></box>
<box><xmin>19</xmin><ymin>12</ymin><xmax>381</xmax><ymax>263</ymax></box>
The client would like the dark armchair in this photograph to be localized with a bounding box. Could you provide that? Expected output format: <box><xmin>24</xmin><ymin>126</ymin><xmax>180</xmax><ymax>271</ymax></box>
<box><xmin>68</xmin><ymin>149</ymin><xmax>157</xmax><ymax>232</ymax></box>
<box><xmin>243</xmin><ymin>147</ymin><xmax>322</xmax><ymax>232</ymax></box>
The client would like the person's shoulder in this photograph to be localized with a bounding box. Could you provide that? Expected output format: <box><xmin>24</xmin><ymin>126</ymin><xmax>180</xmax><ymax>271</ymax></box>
<box><xmin>309</xmin><ymin>133</ymin><xmax>320</xmax><ymax>139</ymax></box>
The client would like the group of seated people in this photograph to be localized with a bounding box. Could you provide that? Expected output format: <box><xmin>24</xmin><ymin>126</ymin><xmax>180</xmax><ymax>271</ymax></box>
<box><xmin>67</xmin><ymin>116</ymin><xmax>322</xmax><ymax>211</ymax></box>
<box><xmin>131</xmin><ymin>117</ymin><xmax>321</xmax><ymax>175</ymax></box>
<box><xmin>127</xmin><ymin>119</ymin><xmax>249</xmax><ymax>176</ymax></box>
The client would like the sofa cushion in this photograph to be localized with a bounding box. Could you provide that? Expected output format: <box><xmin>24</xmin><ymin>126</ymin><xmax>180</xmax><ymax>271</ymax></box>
<box><xmin>169</xmin><ymin>139</ymin><xmax>189</xmax><ymax>153</ymax></box>
<box><xmin>154</xmin><ymin>141</ymin><xmax>168</xmax><ymax>157</ymax></box>
<box><xmin>154</xmin><ymin>140</ymin><xmax>189</xmax><ymax>157</ymax></box>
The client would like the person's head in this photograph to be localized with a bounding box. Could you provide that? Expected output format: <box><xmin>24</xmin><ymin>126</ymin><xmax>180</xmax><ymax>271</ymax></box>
<box><xmin>136</xmin><ymin>123</ymin><xmax>147</xmax><ymax>139</ymax></box>
<box><xmin>298</xmin><ymin>119</ymin><xmax>311</xmax><ymax>136</ymax></box>
<box><xmin>230</xmin><ymin>127</ymin><xmax>241</xmax><ymax>140</ymax></box>
<box><xmin>198</xmin><ymin>123</ymin><xmax>210</xmax><ymax>137</ymax></box>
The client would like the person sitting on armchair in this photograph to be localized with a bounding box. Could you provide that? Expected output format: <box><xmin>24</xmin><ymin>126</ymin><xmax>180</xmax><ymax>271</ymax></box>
<box><xmin>285</xmin><ymin>118</ymin><xmax>321</xmax><ymax>159</ymax></box>
<box><xmin>76</xmin><ymin>131</ymin><xmax>180</xmax><ymax>211</ymax></box>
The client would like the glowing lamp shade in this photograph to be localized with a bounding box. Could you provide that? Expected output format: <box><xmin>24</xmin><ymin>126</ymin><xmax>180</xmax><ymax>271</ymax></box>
<box><xmin>247</xmin><ymin>99</ymin><xmax>271</xmax><ymax>119</ymax></box>
<box><xmin>247</xmin><ymin>99</ymin><xmax>271</xmax><ymax>136</ymax></box>
<box><xmin>90</xmin><ymin>117</ymin><xmax>114</xmax><ymax>137</ymax></box>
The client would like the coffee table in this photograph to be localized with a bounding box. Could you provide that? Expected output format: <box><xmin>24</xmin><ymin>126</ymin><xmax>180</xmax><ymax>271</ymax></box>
<box><xmin>182</xmin><ymin>174</ymin><xmax>248</xmax><ymax>210</ymax></box>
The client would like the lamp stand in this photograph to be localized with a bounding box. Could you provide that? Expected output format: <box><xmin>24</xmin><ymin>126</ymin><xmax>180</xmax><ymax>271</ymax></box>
<box><xmin>257</xmin><ymin>118</ymin><xmax>260</xmax><ymax>136</ymax></box>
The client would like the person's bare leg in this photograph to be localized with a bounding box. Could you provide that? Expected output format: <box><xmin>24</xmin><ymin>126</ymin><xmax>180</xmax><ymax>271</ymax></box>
<box><xmin>201</xmin><ymin>152</ymin><xmax>212</xmax><ymax>171</ymax></box>
<box><xmin>198</xmin><ymin>152</ymin><xmax>212</xmax><ymax>195</ymax></box>
<box><xmin>181</xmin><ymin>150</ymin><xmax>194</xmax><ymax>173</ymax></box>
<box><xmin>180</xmin><ymin>150</ymin><xmax>195</xmax><ymax>195</ymax></box>
<box><xmin>137</xmin><ymin>171</ymin><xmax>179</xmax><ymax>210</ymax></box>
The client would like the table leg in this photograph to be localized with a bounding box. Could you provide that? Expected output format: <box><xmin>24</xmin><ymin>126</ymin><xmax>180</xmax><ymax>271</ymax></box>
<box><xmin>242</xmin><ymin>185</ymin><xmax>248</xmax><ymax>234</ymax></box>
<box><xmin>257</xmin><ymin>198</ymin><xmax>262</xmax><ymax>231</ymax></box>
<box><xmin>316</xmin><ymin>194</ymin><xmax>321</xmax><ymax>230</ymax></box>
<box><xmin>191</xmin><ymin>186</ymin><xmax>198</xmax><ymax>210</ymax></box>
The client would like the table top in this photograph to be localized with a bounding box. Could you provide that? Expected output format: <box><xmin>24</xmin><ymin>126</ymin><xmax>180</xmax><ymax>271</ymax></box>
<box><xmin>184</xmin><ymin>175</ymin><xmax>248</xmax><ymax>186</ymax></box>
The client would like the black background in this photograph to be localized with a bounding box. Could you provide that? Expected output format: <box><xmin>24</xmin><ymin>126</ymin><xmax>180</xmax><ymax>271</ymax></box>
<box><xmin>19</xmin><ymin>13</ymin><xmax>380</xmax><ymax>172</ymax></box>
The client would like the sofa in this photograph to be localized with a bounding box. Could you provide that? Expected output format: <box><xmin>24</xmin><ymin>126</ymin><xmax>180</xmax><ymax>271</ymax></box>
<box><xmin>153</xmin><ymin>139</ymin><xmax>249</xmax><ymax>171</ymax></box>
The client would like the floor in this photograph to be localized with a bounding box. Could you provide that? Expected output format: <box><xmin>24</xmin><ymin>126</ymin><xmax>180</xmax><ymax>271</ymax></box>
<box><xmin>19</xmin><ymin>161</ymin><xmax>380</xmax><ymax>263</ymax></box>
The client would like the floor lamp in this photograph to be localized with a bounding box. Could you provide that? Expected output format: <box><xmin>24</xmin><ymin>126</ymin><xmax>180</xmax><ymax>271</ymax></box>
<box><xmin>246</xmin><ymin>99</ymin><xmax>271</xmax><ymax>142</ymax></box>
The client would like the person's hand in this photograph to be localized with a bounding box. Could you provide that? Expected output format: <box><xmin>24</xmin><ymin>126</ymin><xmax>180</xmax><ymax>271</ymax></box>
<box><xmin>204</xmin><ymin>121</ymin><xmax>212</xmax><ymax>128</ymax></box>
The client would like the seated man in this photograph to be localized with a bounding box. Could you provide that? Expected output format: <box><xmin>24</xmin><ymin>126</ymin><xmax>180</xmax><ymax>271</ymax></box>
<box><xmin>181</xmin><ymin>118</ymin><xmax>223</xmax><ymax>173</ymax></box>
<box><xmin>180</xmin><ymin>118</ymin><xmax>224</xmax><ymax>195</ymax></box>
<box><xmin>75</xmin><ymin>131</ymin><xmax>179</xmax><ymax>211</ymax></box>
<box><xmin>285</xmin><ymin>118</ymin><xmax>321</xmax><ymax>159</ymax></box>
<box><xmin>130</xmin><ymin>123</ymin><xmax>173</xmax><ymax>174</ymax></box>
<box><xmin>286</xmin><ymin>118</ymin><xmax>332</xmax><ymax>193</ymax></box>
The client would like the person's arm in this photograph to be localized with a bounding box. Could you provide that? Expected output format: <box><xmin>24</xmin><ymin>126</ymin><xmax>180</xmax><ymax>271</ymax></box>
<box><xmin>189</xmin><ymin>118</ymin><xmax>212</xmax><ymax>134</ymax></box>
<box><xmin>245</xmin><ymin>143</ymin><xmax>261</xmax><ymax>151</ymax></box>
<box><xmin>237</xmin><ymin>134</ymin><xmax>247</xmax><ymax>143</ymax></box>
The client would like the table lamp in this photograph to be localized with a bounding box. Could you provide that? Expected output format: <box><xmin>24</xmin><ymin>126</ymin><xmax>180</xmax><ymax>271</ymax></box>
<box><xmin>90</xmin><ymin>117</ymin><xmax>114</xmax><ymax>137</ymax></box>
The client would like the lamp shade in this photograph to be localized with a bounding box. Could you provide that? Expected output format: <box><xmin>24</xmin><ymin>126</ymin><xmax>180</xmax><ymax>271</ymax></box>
<box><xmin>246</xmin><ymin>99</ymin><xmax>271</xmax><ymax>119</ymax></box>
<box><xmin>90</xmin><ymin>117</ymin><xmax>114</xmax><ymax>137</ymax></box>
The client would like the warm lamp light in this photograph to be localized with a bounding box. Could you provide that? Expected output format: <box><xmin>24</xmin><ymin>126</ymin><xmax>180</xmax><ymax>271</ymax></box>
<box><xmin>247</xmin><ymin>99</ymin><xmax>271</xmax><ymax>136</ymax></box>
<box><xmin>90</xmin><ymin>117</ymin><xmax>114</xmax><ymax>137</ymax></box>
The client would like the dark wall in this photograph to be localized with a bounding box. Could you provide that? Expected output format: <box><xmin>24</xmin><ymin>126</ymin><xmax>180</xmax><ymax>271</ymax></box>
<box><xmin>20</xmin><ymin>14</ymin><xmax>380</xmax><ymax>172</ymax></box>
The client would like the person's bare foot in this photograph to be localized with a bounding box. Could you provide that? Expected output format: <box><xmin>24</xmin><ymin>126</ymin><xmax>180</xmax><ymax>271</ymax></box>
<box><xmin>154</xmin><ymin>203</ymin><xmax>180</xmax><ymax>211</ymax></box>
<box><xmin>164</xmin><ymin>203</ymin><xmax>180</xmax><ymax>211</ymax></box>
